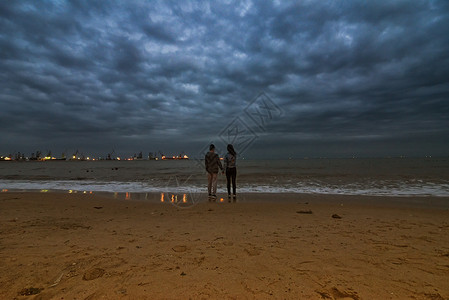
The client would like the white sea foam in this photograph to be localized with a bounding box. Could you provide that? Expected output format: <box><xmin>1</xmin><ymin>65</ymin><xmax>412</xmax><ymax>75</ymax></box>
<box><xmin>1</xmin><ymin>179</ymin><xmax>449</xmax><ymax>197</ymax></box>
<box><xmin>0</xmin><ymin>180</ymin><xmax>158</xmax><ymax>193</ymax></box>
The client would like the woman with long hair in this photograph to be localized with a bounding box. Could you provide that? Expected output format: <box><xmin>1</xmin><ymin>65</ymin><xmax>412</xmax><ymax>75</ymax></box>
<box><xmin>224</xmin><ymin>144</ymin><xmax>237</xmax><ymax>202</ymax></box>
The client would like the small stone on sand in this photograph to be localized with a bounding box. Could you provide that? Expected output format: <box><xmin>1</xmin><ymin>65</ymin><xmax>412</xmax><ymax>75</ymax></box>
<box><xmin>83</xmin><ymin>268</ymin><xmax>105</xmax><ymax>281</ymax></box>
<box><xmin>172</xmin><ymin>245</ymin><xmax>187</xmax><ymax>252</ymax></box>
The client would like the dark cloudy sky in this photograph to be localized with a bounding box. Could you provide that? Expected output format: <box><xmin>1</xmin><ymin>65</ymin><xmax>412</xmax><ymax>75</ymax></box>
<box><xmin>1</xmin><ymin>1</ymin><xmax>448</xmax><ymax>158</ymax></box>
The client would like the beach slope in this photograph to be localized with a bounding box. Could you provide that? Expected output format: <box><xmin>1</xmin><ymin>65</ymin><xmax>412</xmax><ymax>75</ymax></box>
<box><xmin>1</xmin><ymin>193</ymin><xmax>448</xmax><ymax>299</ymax></box>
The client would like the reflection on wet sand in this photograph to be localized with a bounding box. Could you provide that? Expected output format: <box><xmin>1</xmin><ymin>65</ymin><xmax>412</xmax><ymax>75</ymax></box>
<box><xmin>160</xmin><ymin>193</ymin><xmax>190</xmax><ymax>204</ymax></box>
<box><xmin>0</xmin><ymin>189</ymin><xmax>231</xmax><ymax>204</ymax></box>
<box><xmin>104</xmin><ymin>191</ymin><xmax>194</xmax><ymax>202</ymax></box>
<box><xmin>108</xmin><ymin>190</ymin><xmax>196</xmax><ymax>203</ymax></box>
<box><xmin>67</xmin><ymin>190</ymin><xmax>92</xmax><ymax>194</ymax></box>
<box><xmin>161</xmin><ymin>192</ymin><xmax>201</xmax><ymax>207</ymax></box>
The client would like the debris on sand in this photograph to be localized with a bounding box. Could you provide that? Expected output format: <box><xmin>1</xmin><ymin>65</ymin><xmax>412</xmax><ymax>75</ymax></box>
<box><xmin>49</xmin><ymin>272</ymin><xmax>64</xmax><ymax>287</ymax></box>
<box><xmin>19</xmin><ymin>287</ymin><xmax>43</xmax><ymax>296</ymax></box>
<box><xmin>297</xmin><ymin>210</ymin><xmax>313</xmax><ymax>214</ymax></box>
<box><xmin>332</xmin><ymin>214</ymin><xmax>342</xmax><ymax>219</ymax></box>
<box><xmin>316</xmin><ymin>287</ymin><xmax>360</xmax><ymax>300</ymax></box>
<box><xmin>82</xmin><ymin>268</ymin><xmax>105</xmax><ymax>281</ymax></box>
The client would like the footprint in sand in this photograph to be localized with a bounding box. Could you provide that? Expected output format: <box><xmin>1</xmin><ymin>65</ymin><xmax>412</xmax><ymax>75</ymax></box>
<box><xmin>244</xmin><ymin>246</ymin><xmax>261</xmax><ymax>256</ymax></box>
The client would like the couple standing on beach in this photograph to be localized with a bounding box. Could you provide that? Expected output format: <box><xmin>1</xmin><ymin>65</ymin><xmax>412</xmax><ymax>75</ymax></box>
<box><xmin>205</xmin><ymin>144</ymin><xmax>237</xmax><ymax>202</ymax></box>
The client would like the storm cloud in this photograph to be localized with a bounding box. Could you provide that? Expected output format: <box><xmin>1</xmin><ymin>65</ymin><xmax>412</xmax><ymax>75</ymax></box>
<box><xmin>1</xmin><ymin>0</ymin><xmax>448</xmax><ymax>158</ymax></box>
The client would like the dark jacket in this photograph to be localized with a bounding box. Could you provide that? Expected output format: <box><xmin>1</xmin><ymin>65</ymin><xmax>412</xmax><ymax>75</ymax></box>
<box><xmin>205</xmin><ymin>151</ymin><xmax>223</xmax><ymax>174</ymax></box>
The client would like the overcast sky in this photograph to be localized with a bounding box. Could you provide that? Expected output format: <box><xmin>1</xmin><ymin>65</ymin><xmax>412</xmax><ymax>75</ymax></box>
<box><xmin>1</xmin><ymin>0</ymin><xmax>448</xmax><ymax>158</ymax></box>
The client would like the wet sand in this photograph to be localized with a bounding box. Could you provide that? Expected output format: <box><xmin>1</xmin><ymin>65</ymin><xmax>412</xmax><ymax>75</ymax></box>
<box><xmin>1</xmin><ymin>192</ymin><xmax>448</xmax><ymax>299</ymax></box>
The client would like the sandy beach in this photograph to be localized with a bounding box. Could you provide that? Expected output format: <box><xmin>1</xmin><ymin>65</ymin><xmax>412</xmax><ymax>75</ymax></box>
<box><xmin>1</xmin><ymin>192</ymin><xmax>448</xmax><ymax>299</ymax></box>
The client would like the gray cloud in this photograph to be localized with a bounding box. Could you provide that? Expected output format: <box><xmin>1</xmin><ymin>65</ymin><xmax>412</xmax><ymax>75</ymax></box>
<box><xmin>0</xmin><ymin>0</ymin><xmax>448</xmax><ymax>158</ymax></box>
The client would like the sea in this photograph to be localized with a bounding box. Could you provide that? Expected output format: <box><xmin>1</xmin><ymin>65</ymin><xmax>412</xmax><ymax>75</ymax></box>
<box><xmin>1</xmin><ymin>158</ymin><xmax>449</xmax><ymax>199</ymax></box>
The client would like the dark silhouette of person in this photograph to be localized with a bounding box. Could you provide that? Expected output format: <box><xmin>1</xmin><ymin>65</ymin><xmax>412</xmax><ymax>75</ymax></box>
<box><xmin>205</xmin><ymin>144</ymin><xmax>223</xmax><ymax>201</ymax></box>
<box><xmin>224</xmin><ymin>144</ymin><xmax>237</xmax><ymax>202</ymax></box>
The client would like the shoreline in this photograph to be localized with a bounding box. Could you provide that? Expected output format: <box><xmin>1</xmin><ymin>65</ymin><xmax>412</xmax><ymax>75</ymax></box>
<box><xmin>2</xmin><ymin>189</ymin><xmax>449</xmax><ymax>208</ymax></box>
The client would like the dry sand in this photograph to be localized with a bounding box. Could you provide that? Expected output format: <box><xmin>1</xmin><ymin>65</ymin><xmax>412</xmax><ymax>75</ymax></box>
<box><xmin>1</xmin><ymin>192</ymin><xmax>448</xmax><ymax>299</ymax></box>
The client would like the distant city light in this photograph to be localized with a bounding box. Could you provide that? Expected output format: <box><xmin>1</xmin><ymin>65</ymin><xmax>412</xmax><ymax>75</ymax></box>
<box><xmin>0</xmin><ymin>152</ymin><xmax>190</xmax><ymax>161</ymax></box>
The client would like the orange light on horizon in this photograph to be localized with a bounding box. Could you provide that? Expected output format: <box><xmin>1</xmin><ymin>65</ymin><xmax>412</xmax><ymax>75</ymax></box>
<box><xmin>220</xmin><ymin>198</ymin><xmax>224</xmax><ymax>202</ymax></box>
<box><xmin>171</xmin><ymin>194</ymin><xmax>175</xmax><ymax>202</ymax></box>
<box><xmin>1</xmin><ymin>189</ymin><xmax>8</xmax><ymax>192</ymax></box>
<box><xmin>183</xmin><ymin>194</ymin><xmax>187</xmax><ymax>203</ymax></box>
<box><xmin>125</xmin><ymin>192</ymin><xmax>131</xmax><ymax>200</ymax></box>
<box><xmin>161</xmin><ymin>193</ymin><xmax>165</xmax><ymax>202</ymax></box>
